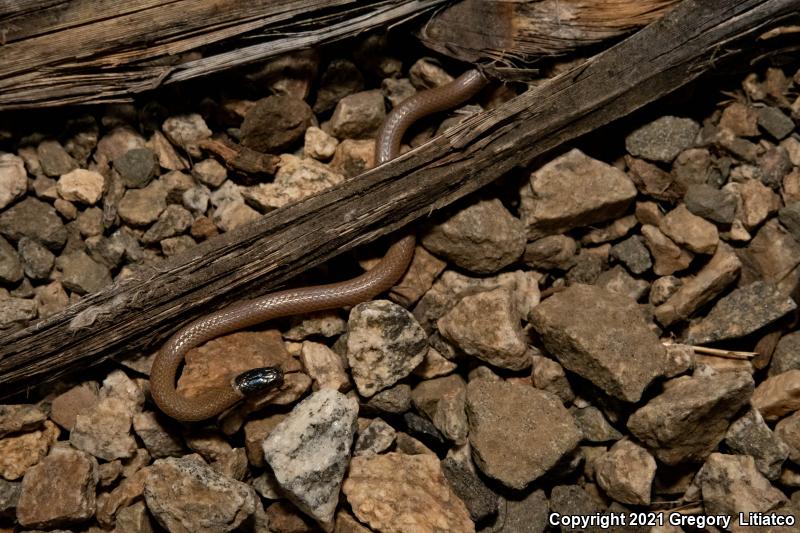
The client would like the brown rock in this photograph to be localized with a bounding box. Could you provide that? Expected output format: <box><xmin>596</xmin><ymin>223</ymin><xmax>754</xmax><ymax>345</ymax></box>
<box><xmin>531</xmin><ymin>355</ymin><xmax>575</xmax><ymax>404</ymax></box>
<box><xmin>343</xmin><ymin>452</ymin><xmax>474</xmax><ymax>533</ymax></box>
<box><xmin>241</xmin><ymin>95</ymin><xmax>313</xmax><ymax>153</ymax></box>
<box><xmin>530</xmin><ymin>284</ymin><xmax>668</xmax><ymax>403</ymax></box>
<box><xmin>412</xmin><ymin>375</ymin><xmax>468</xmax><ymax>444</ymax></box>
<box><xmin>0</xmin><ymin>405</ymin><xmax>46</xmax><ymax>438</ymax></box>
<box><xmin>300</xmin><ymin>341</ymin><xmax>350</xmax><ymax>392</ymax></box>
<box><xmin>738</xmin><ymin>219</ymin><xmax>800</xmax><ymax>297</ymax></box>
<box><xmin>329</xmin><ymin>139</ymin><xmax>374</xmax><ymax>178</ymax></box>
<box><xmin>719</xmin><ymin>102</ymin><xmax>760</xmax><ymax>137</ymax></box>
<box><xmin>329</xmin><ymin>90</ymin><xmax>386</xmax><ymax>139</ymax></box>
<box><xmin>0</xmin><ymin>420</ymin><xmax>59</xmax><ymax>481</ymax></box>
<box><xmin>466</xmin><ymin>379</ymin><xmax>580</xmax><ymax>489</ymax></box>
<box><xmin>752</xmin><ymin>369</ymin><xmax>800</xmax><ymax>421</ymax></box>
<box><xmin>132</xmin><ymin>411</ymin><xmax>184</xmax><ymax>458</ymax></box>
<box><xmin>95</xmin><ymin>466</ymin><xmax>148</xmax><ymax>527</ymax></box>
<box><xmin>659</xmin><ymin>204</ymin><xmax>719</xmax><ymax>254</ymax></box>
<box><xmin>524</xmin><ymin>235</ymin><xmax>577</xmax><ymax>270</ymax></box>
<box><xmin>595</xmin><ymin>440</ymin><xmax>656</xmax><ymax>505</ymax></box>
<box><xmin>641</xmin><ymin>224</ymin><xmax>694</xmax><ymax>276</ymax></box>
<box><xmin>625</xmin><ymin>156</ymin><xmax>684</xmax><ymax>200</ymax></box>
<box><xmin>737</xmin><ymin>179</ymin><xmax>781</xmax><ymax>230</ymax></box>
<box><xmin>245</xmin><ymin>154</ymin><xmax>344</xmax><ymax>210</ymax></box>
<box><xmin>70</xmin><ymin>396</ymin><xmax>138</xmax><ymax>461</ymax></box>
<box><xmin>16</xmin><ymin>444</ymin><xmax>98</xmax><ymax>530</ymax></box>
<box><xmin>243</xmin><ymin>414</ymin><xmax>287</xmax><ymax>468</ymax></box>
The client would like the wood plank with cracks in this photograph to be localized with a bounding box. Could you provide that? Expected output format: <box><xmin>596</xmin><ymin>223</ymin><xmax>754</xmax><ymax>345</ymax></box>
<box><xmin>0</xmin><ymin>0</ymin><xmax>798</xmax><ymax>397</ymax></box>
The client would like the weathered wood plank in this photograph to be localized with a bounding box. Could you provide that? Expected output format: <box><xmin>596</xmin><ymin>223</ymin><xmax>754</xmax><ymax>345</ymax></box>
<box><xmin>0</xmin><ymin>0</ymin><xmax>797</xmax><ymax>397</ymax></box>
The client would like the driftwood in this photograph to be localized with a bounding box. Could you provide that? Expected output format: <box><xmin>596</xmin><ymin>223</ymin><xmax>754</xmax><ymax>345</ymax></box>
<box><xmin>1</xmin><ymin>0</ymin><xmax>799</xmax><ymax>397</ymax></box>
<box><xmin>0</xmin><ymin>0</ymin><xmax>447</xmax><ymax>110</ymax></box>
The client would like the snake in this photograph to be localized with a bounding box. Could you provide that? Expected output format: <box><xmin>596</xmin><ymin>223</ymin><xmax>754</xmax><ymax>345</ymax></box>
<box><xmin>150</xmin><ymin>68</ymin><xmax>488</xmax><ymax>421</ymax></box>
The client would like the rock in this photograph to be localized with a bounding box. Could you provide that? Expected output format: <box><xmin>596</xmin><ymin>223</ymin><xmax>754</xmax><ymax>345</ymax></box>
<box><xmin>654</xmin><ymin>242</ymin><xmax>741</xmax><ymax>327</ymax></box>
<box><xmin>520</xmin><ymin>149</ymin><xmax>637</xmax><ymax>239</ymax></box>
<box><xmin>441</xmin><ymin>456</ymin><xmax>498</xmax><ymax>522</ymax></box>
<box><xmin>343</xmin><ymin>452</ymin><xmax>474</xmax><ymax>532</ymax></box>
<box><xmin>572</xmin><ymin>406</ymin><xmax>623</xmax><ymax>443</ymax></box>
<box><xmin>758</xmin><ymin>106</ymin><xmax>795</xmax><ymax>140</ymax></box>
<box><xmin>739</xmin><ymin>219</ymin><xmax>800</xmax><ymax>296</ymax></box>
<box><xmin>299</xmin><ymin>341</ymin><xmax>350</xmax><ymax>392</ymax></box>
<box><xmin>595</xmin><ymin>439</ymin><xmax>656</xmax><ymax>505</ymax></box>
<box><xmin>389</xmin><ymin>246</ymin><xmax>447</xmax><ymax>308</ymax></box>
<box><xmin>346</xmin><ymin>300</ymin><xmax>427</xmax><ymax>397</ymax></box>
<box><xmin>466</xmin><ymin>379</ymin><xmax>580</xmax><ymax>489</ymax></box>
<box><xmin>495</xmin><ymin>489</ymin><xmax>549</xmax><ymax>533</ymax></box>
<box><xmin>778</xmin><ymin>202</ymin><xmax>800</xmax><ymax>242</ymax></box>
<box><xmin>649</xmin><ymin>275</ymin><xmax>682</xmax><ymax>306</ymax></box>
<box><xmin>265</xmin><ymin>500</ymin><xmax>317</xmax><ymax>532</ymax></box>
<box><xmin>115</xmin><ymin>500</ymin><xmax>156</xmax><ymax>533</ymax></box>
<box><xmin>0</xmin><ymin>420</ymin><xmax>59</xmax><ymax>480</ymax></box>
<box><xmin>241</xmin><ymin>95</ymin><xmax>313</xmax><ymax>153</ymax></box>
<box><xmin>56</xmin><ymin>168</ymin><xmax>105</xmax><ymax>206</ymax></box>
<box><xmin>420</xmin><ymin>198</ymin><xmax>525</xmax><ymax>274</ymax></box>
<box><xmin>752</xmin><ymin>369</ymin><xmax>800</xmax><ymax>421</ymax></box>
<box><xmin>329</xmin><ymin>90</ymin><xmax>386</xmax><ymax>139</ymax></box>
<box><xmin>262</xmin><ymin>389</ymin><xmax>358</xmax><ymax>528</ymax></box>
<box><xmin>609</xmin><ymin>235</ymin><xmax>652</xmax><ymax>275</ymax></box>
<box><xmin>531</xmin><ymin>355</ymin><xmax>575</xmax><ymax>404</ymax></box>
<box><xmin>0</xmin><ymin>235</ymin><xmax>23</xmax><ymax>283</ymax></box>
<box><xmin>737</xmin><ymin>179</ymin><xmax>781</xmax><ymax>230</ymax></box>
<box><xmin>581</xmin><ymin>215</ymin><xmax>638</xmax><ymax>245</ymax></box>
<box><xmin>313</xmin><ymin>59</ymin><xmax>364</xmax><ymax>113</ymax></box>
<box><xmin>686</xmin><ymin>281</ymin><xmax>797</xmax><ymax>344</ymax></box>
<box><xmin>212</xmin><ymin>200</ymin><xmax>260</xmax><ymax>232</ymax></box>
<box><xmin>0</xmin><ymin>405</ymin><xmax>45</xmax><ymax>438</ymax></box>
<box><xmin>190</xmin><ymin>216</ymin><xmax>217</xmax><ymax>240</ymax></box>
<box><xmin>70</xmin><ymin>395</ymin><xmax>138</xmax><ymax>461</ymax></box>
<box><xmin>141</xmin><ymin>204</ymin><xmax>193</xmax><ymax>244</ymax></box>
<box><xmin>404</xmin><ymin>412</ymin><xmax>446</xmax><ymax>448</ymax></box>
<box><xmin>640</xmin><ymin>224</ymin><xmax>693</xmax><ymax>275</ymax></box>
<box><xmin>365</xmin><ymin>384</ymin><xmax>412</xmax><ymax>414</ymax></box>
<box><xmin>162</xmin><ymin>114</ymin><xmax>212</xmax><ymax>157</ymax></box>
<box><xmin>549</xmin><ymin>485</ymin><xmax>603</xmax><ymax>531</ymax></box>
<box><xmin>565</xmin><ymin>248</ymin><xmax>606</xmax><ymax>285</ymax></box>
<box><xmin>758</xmin><ymin>145</ymin><xmax>792</xmax><ymax>189</ymax></box>
<box><xmin>329</xmin><ymin>139</ymin><xmax>374</xmax><ymax>178</ymax></box>
<box><xmin>118</xmin><ymin>180</ymin><xmax>167</xmax><ymax>226</ymax></box>
<box><xmin>56</xmin><ymin>250</ymin><xmax>112</xmax><ymax>295</ymax></box>
<box><xmin>244</xmin><ymin>154</ymin><xmax>344</xmax><ymax>210</ymax></box>
<box><xmin>284</xmin><ymin>311</ymin><xmax>347</xmax><ymax>341</ymax></box>
<box><xmin>684</xmin><ymin>183</ymin><xmax>737</xmax><ymax>224</ymax></box>
<box><xmin>16</xmin><ymin>445</ymin><xmax>98</xmax><ymax>530</ymax></box>
<box><xmin>17</xmin><ymin>237</ymin><xmax>55</xmax><ymax>280</ymax></box>
<box><xmin>0</xmin><ymin>478</ymin><xmax>20</xmax><ymax>517</ymax></box>
<box><xmin>412</xmin><ymin>374</ymin><xmax>468</xmax><ymax>444</ymax></box>
<box><xmin>242</xmin><ymin>414</ymin><xmax>286</xmax><ymax>468</ymax></box>
<box><xmin>75</xmin><ymin>205</ymin><xmax>104</xmax><ymax>237</ymax></box>
<box><xmin>626</xmin><ymin>156</ymin><xmax>685</xmax><ymax>201</ymax></box>
<box><xmin>95</xmin><ymin>126</ymin><xmax>147</xmax><ymax>166</ymax></box>
<box><xmin>625</xmin><ymin>116</ymin><xmax>700</xmax><ymax>163</ymax></box>
<box><xmin>148</xmin><ymin>130</ymin><xmax>188</xmax><ymax>171</ymax></box>
<box><xmin>304</xmin><ymin>126</ymin><xmax>338</xmax><ymax>161</ymax></box>
<box><xmin>382</xmin><ymin>77</ymin><xmax>416</xmax><ymax>108</ymax></box>
<box><xmin>0</xmin><ymin>153</ymin><xmax>27</xmax><ymax>210</ymax></box>
<box><xmin>37</xmin><ymin>139</ymin><xmax>78</xmax><ymax>176</ymax></box>
<box><xmin>95</xmin><ymin>466</ymin><xmax>149</xmax><ymax>527</ymax></box>
<box><xmin>530</xmin><ymin>284</ymin><xmax>668</xmax><ymax>402</ymax></box>
<box><xmin>0</xmin><ymin>297</ymin><xmax>37</xmax><ymax>329</ymax></box>
<box><xmin>720</xmin><ymin>102</ymin><xmax>760</xmax><ymax>137</ymax></box>
<box><xmin>523</xmin><ymin>235</ymin><xmax>577</xmax><ymax>270</ymax></box>
<box><xmin>50</xmin><ymin>382</ymin><xmax>99</xmax><ymax>431</ymax></box>
<box><xmin>659</xmin><ymin>204</ymin><xmax>719</xmax><ymax>254</ymax></box>
<box><xmin>0</xmin><ymin>197</ymin><xmax>67</xmax><ymax>250</ymax></box>
<box><xmin>413</xmin><ymin>347</ymin><xmax>457</xmax><ymax>379</ymax></box>
<box><xmin>627</xmin><ymin>372</ymin><xmax>754</xmax><ymax>464</ymax></box>
<box><xmin>182</xmin><ymin>184</ymin><xmax>210</xmax><ymax>215</ymax></box>
<box><xmin>724</xmin><ymin>409</ymin><xmax>788</xmax><ymax>480</ymax></box>
<box><xmin>191</xmin><ymin>158</ymin><xmax>227</xmax><ymax>188</ymax></box>
<box><xmin>775</xmin><ymin>411</ymin><xmax>800</xmax><ymax>463</ymax></box>
<box><xmin>353</xmin><ymin>417</ymin><xmax>396</xmax><ymax>456</ymax></box>
<box><xmin>113</xmin><ymin>148</ymin><xmax>157</xmax><ymax>188</ymax></box>
<box><xmin>144</xmin><ymin>455</ymin><xmax>256</xmax><ymax>533</ymax></box>
<box><xmin>694</xmin><ymin>453</ymin><xmax>787</xmax><ymax>528</ymax></box>
<box><xmin>770</xmin><ymin>332</ymin><xmax>800</xmax><ymax>376</ymax></box>
<box><xmin>595</xmin><ymin>265</ymin><xmax>650</xmax><ymax>301</ymax></box>
<box><xmin>438</xmin><ymin>287</ymin><xmax>528</xmax><ymax>371</ymax></box>
<box><xmin>132</xmin><ymin>411</ymin><xmax>185</xmax><ymax>458</ymax></box>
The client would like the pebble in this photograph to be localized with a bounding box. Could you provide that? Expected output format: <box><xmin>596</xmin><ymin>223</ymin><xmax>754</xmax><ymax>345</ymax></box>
<box><xmin>659</xmin><ymin>204</ymin><xmax>719</xmax><ymax>254</ymax></box>
<box><xmin>55</xmin><ymin>251</ymin><xmax>112</xmax><ymax>295</ymax></box>
<box><xmin>365</xmin><ymin>384</ymin><xmax>412</xmax><ymax>414</ymax></box>
<box><xmin>346</xmin><ymin>300</ymin><xmax>427</xmax><ymax>397</ymax></box>
<box><xmin>299</xmin><ymin>341</ymin><xmax>350</xmax><ymax>392</ymax></box>
<box><xmin>75</xmin><ymin>206</ymin><xmax>104</xmax><ymax>237</ymax></box>
<box><xmin>724</xmin><ymin>409</ymin><xmax>789</xmax><ymax>480</ymax></box>
<box><xmin>752</xmin><ymin>369</ymin><xmax>800</xmax><ymax>420</ymax></box>
<box><xmin>388</xmin><ymin>246</ymin><xmax>447</xmax><ymax>308</ymax></box>
<box><xmin>609</xmin><ymin>235</ymin><xmax>651</xmax><ymax>274</ymax></box>
<box><xmin>69</xmin><ymin>395</ymin><xmax>138</xmax><ymax>461</ymax></box>
<box><xmin>683</xmin><ymin>183</ymin><xmax>737</xmax><ymax>223</ymax></box>
<box><xmin>778</xmin><ymin>201</ymin><xmax>800</xmax><ymax>242</ymax></box>
<box><xmin>241</xmin><ymin>95</ymin><xmax>314</xmax><ymax>153</ymax></box>
<box><xmin>596</xmin><ymin>265</ymin><xmax>650</xmax><ymax>301</ymax></box>
<box><xmin>243</xmin><ymin>414</ymin><xmax>286</xmax><ymax>468</ymax></box>
<box><xmin>720</xmin><ymin>102</ymin><xmax>760</xmax><ymax>137</ymax></box>
<box><xmin>523</xmin><ymin>235</ymin><xmax>577</xmax><ymax>270</ymax></box>
<box><xmin>594</xmin><ymin>439</ymin><xmax>656</xmax><ymax>505</ymax></box>
<box><xmin>686</xmin><ymin>281</ymin><xmax>797</xmax><ymax>344</ymax></box>
<box><xmin>530</xmin><ymin>284</ymin><xmax>668</xmax><ymax>402</ymax></box>
<box><xmin>49</xmin><ymin>382</ymin><xmax>99</xmax><ymax>431</ymax></box>
<box><xmin>0</xmin><ymin>478</ymin><xmax>20</xmax><ymax>518</ymax></box>
<box><xmin>625</xmin><ymin>116</ymin><xmax>700</xmax><ymax>163</ymax></box>
<box><xmin>244</xmin><ymin>154</ymin><xmax>345</xmax><ymax>210</ymax></box>
<box><xmin>313</xmin><ymin>59</ymin><xmax>364</xmax><ymax>114</ymax></box>
<box><xmin>531</xmin><ymin>355</ymin><xmax>575</xmax><ymax>403</ymax></box>
<box><xmin>191</xmin><ymin>158</ymin><xmax>227</xmax><ymax>188</ymax></box>
<box><xmin>420</xmin><ymin>198</ymin><xmax>525</xmax><ymax>274</ymax></box>
<box><xmin>303</xmin><ymin>126</ymin><xmax>338</xmax><ymax>160</ymax></box>
<box><xmin>412</xmin><ymin>346</ymin><xmax>457</xmax><ymax>379</ymax></box>
<box><xmin>141</xmin><ymin>204</ymin><xmax>193</xmax><ymax>244</ymax></box>
<box><xmin>329</xmin><ymin>138</ymin><xmax>374</xmax><ymax>178</ymax></box>
<box><xmin>16</xmin><ymin>445</ymin><xmax>98</xmax><ymax>530</ymax></box>
<box><xmin>17</xmin><ymin>237</ymin><xmax>55</xmax><ymax>280</ymax></box>
<box><xmin>466</xmin><ymin>379</ymin><xmax>580</xmax><ymax>489</ymax></box>
<box><xmin>182</xmin><ymin>184</ymin><xmax>210</xmax><ymax>215</ymax></box>
<box><xmin>440</xmin><ymin>456</ymin><xmax>498</xmax><ymax>523</ymax></box>
<box><xmin>162</xmin><ymin>114</ymin><xmax>212</xmax><ymax>157</ymax></box>
<box><xmin>343</xmin><ymin>452</ymin><xmax>474</xmax><ymax>532</ymax></box>
<box><xmin>775</xmin><ymin>411</ymin><xmax>800</xmax><ymax>463</ymax></box>
<box><xmin>626</xmin><ymin>156</ymin><xmax>684</xmax><ymax>201</ymax></box>
<box><xmin>758</xmin><ymin>144</ymin><xmax>792</xmax><ymax>189</ymax></box>
<box><xmin>0</xmin><ymin>405</ymin><xmax>46</xmax><ymax>438</ymax></box>
<box><xmin>494</xmin><ymin>489</ymin><xmax>549</xmax><ymax>533</ymax></box>
<box><xmin>640</xmin><ymin>224</ymin><xmax>694</xmax><ymax>275</ymax></box>
<box><xmin>113</xmin><ymin>148</ymin><xmax>157</xmax><ymax>188</ymax></box>
<box><xmin>0</xmin><ymin>235</ymin><xmax>23</xmax><ymax>283</ymax></box>
<box><xmin>0</xmin><ymin>297</ymin><xmax>37</xmax><ymax>329</ymax></box>
<box><xmin>627</xmin><ymin>372</ymin><xmax>754</xmax><ymax>464</ymax></box>
<box><xmin>148</xmin><ymin>130</ymin><xmax>189</xmax><ymax>171</ymax></box>
<box><xmin>132</xmin><ymin>411</ymin><xmax>185</xmax><ymax>459</ymax></box>
<box><xmin>144</xmin><ymin>455</ymin><xmax>256</xmax><ymax>533</ymax></box>
<box><xmin>36</xmin><ymin>140</ymin><xmax>78</xmax><ymax>177</ymax></box>
<box><xmin>438</xmin><ymin>287</ymin><xmax>529</xmax><ymax>371</ymax></box>
<box><xmin>520</xmin><ymin>149</ymin><xmax>637</xmax><ymax>239</ymax></box>
<box><xmin>329</xmin><ymin>90</ymin><xmax>386</xmax><ymax>139</ymax></box>
<box><xmin>0</xmin><ymin>197</ymin><xmax>67</xmax><ymax>250</ymax></box>
<box><xmin>770</xmin><ymin>332</ymin><xmax>800</xmax><ymax>376</ymax></box>
<box><xmin>411</xmin><ymin>374</ymin><xmax>468</xmax><ymax>444</ymax></box>
<box><xmin>117</xmin><ymin>180</ymin><xmax>167</xmax><ymax>226</ymax></box>
<box><xmin>263</xmin><ymin>389</ymin><xmax>358</xmax><ymax>528</ymax></box>
<box><xmin>757</xmin><ymin>106</ymin><xmax>795</xmax><ymax>140</ymax></box>
<box><xmin>737</xmin><ymin>179</ymin><xmax>781</xmax><ymax>230</ymax></box>
<box><xmin>212</xmin><ymin>200</ymin><xmax>260</xmax><ymax>232</ymax></box>
<box><xmin>0</xmin><ymin>153</ymin><xmax>27</xmax><ymax>210</ymax></box>
<box><xmin>0</xmin><ymin>420</ymin><xmax>59</xmax><ymax>480</ymax></box>
<box><xmin>353</xmin><ymin>417</ymin><xmax>396</xmax><ymax>456</ymax></box>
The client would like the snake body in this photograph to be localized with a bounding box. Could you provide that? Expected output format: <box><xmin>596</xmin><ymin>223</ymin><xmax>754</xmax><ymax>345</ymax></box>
<box><xmin>150</xmin><ymin>68</ymin><xmax>488</xmax><ymax>421</ymax></box>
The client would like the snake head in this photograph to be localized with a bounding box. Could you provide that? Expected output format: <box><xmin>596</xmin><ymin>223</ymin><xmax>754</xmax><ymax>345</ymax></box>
<box><xmin>232</xmin><ymin>367</ymin><xmax>284</xmax><ymax>397</ymax></box>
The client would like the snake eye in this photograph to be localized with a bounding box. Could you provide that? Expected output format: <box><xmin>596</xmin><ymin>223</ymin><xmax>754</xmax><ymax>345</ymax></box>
<box><xmin>233</xmin><ymin>367</ymin><xmax>284</xmax><ymax>397</ymax></box>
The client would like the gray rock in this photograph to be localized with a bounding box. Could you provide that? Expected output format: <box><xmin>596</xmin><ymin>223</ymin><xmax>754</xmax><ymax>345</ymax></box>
<box><xmin>0</xmin><ymin>478</ymin><xmax>20</xmax><ymax>517</ymax></box>
<box><xmin>495</xmin><ymin>489</ymin><xmax>549</xmax><ymax>533</ymax></box>
<box><xmin>262</xmin><ymin>389</ymin><xmax>358</xmax><ymax>528</ymax></box>
<box><xmin>572</xmin><ymin>406</ymin><xmax>623</xmax><ymax>443</ymax></box>
<box><xmin>142</xmin><ymin>205</ymin><xmax>193</xmax><ymax>244</ymax></box>
<box><xmin>686</xmin><ymin>281</ymin><xmax>797</xmax><ymax>344</ymax></box>
<box><xmin>778</xmin><ymin>201</ymin><xmax>800</xmax><ymax>242</ymax></box>
<box><xmin>549</xmin><ymin>485</ymin><xmax>603</xmax><ymax>532</ymax></box>
<box><xmin>566</xmin><ymin>249</ymin><xmax>606</xmax><ymax>285</ymax></box>
<box><xmin>466</xmin><ymin>379</ymin><xmax>581</xmax><ymax>489</ymax></box>
<box><xmin>0</xmin><ymin>235</ymin><xmax>23</xmax><ymax>283</ymax></box>
<box><xmin>530</xmin><ymin>284</ymin><xmax>668</xmax><ymax>403</ymax></box>
<box><xmin>627</xmin><ymin>372</ymin><xmax>754</xmax><ymax>464</ymax></box>
<box><xmin>520</xmin><ymin>149</ymin><xmax>637</xmax><ymax>239</ymax></box>
<box><xmin>770</xmin><ymin>331</ymin><xmax>800</xmax><ymax>376</ymax></box>
<box><xmin>241</xmin><ymin>95</ymin><xmax>314</xmax><ymax>153</ymax></box>
<box><xmin>353</xmin><ymin>418</ymin><xmax>395</xmax><ymax>456</ymax></box>
<box><xmin>0</xmin><ymin>153</ymin><xmax>27</xmax><ymax>210</ymax></box>
<box><xmin>757</xmin><ymin>145</ymin><xmax>792</xmax><ymax>189</ymax></box>
<box><xmin>37</xmin><ymin>139</ymin><xmax>77</xmax><ymax>177</ymax></box>
<box><xmin>421</xmin><ymin>198</ymin><xmax>525</xmax><ymax>274</ymax></box>
<box><xmin>757</xmin><ymin>106</ymin><xmax>795</xmax><ymax>140</ymax></box>
<box><xmin>365</xmin><ymin>384</ymin><xmax>412</xmax><ymax>414</ymax></box>
<box><xmin>0</xmin><ymin>297</ymin><xmax>37</xmax><ymax>329</ymax></box>
<box><xmin>144</xmin><ymin>455</ymin><xmax>255</xmax><ymax>533</ymax></box>
<box><xmin>609</xmin><ymin>235</ymin><xmax>651</xmax><ymax>275</ymax></box>
<box><xmin>0</xmin><ymin>197</ymin><xmax>67</xmax><ymax>250</ymax></box>
<box><xmin>346</xmin><ymin>300</ymin><xmax>427</xmax><ymax>397</ymax></box>
<box><xmin>441</xmin><ymin>456</ymin><xmax>498</xmax><ymax>522</ymax></box>
<box><xmin>724</xmin><ymin>409</ymin><xmax>789</xmax><ymax>480</ymax></box>
<box><xmin>625</xmin><ymin>116</ymin><xmax>700</xmax><ymax>163</ymax></box>
<box><xmin>523</xmin><ymin>235</ymin><xmax>577</xmax><ymax>270</ymax></box>
<box><xmin>56</xmin><ymin>251</ymin><xmax>112</xmax><ymax>295</ymax></box>
<box><xmin>117</xmin><ymin>180</ymin><xmax>167</xmax><ymax>226</ymax></box>
<box><xmin>17</xmin><ymin>237</ymin><xmax>55</xmax><ymax>280</ymax></box>
<box><xmin>132</xmin><ymin>411</ymin><xmax>185</xmax><ymax>459</ymax></box>
<box><xmin>0</xmin><ymin>404</ymin><xmax>46</xmax><ymax>438</ymax></box>
<box><xmin>113</xmin><ymin>148</ymin><xmax>157</xmax><ymax>188</ymax></box>
<box><xmin>684</xmin><ymin>183</ymin><xmax>737</xmax><ymax>224</ymax></box>
<box><xmin>329</xmin><ymin>90</ymin><xmax>386</xmax><ymax>139</ymax></box>
<box><xmin>182</xmin><ymin>184</ymin><xmax>210</xmax><ymax>215</ymax></box>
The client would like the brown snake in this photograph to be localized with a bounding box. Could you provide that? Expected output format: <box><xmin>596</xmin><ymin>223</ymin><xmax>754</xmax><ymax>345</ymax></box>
<box><xmin>150</xmin><ymin>69</ymin><xmax>488</xmax><ymax>421</ymax></box>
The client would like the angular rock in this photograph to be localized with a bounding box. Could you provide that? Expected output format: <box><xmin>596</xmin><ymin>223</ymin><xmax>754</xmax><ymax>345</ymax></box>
<box><xmin>775</xmin><ymin>410</ymin><xmax>800</xmax><ymax>463</ymax></box>
<box><xmin>684</xmin><ymin>183</ymin><xmax>737</xmax><ymax>224</ymax></box>
<box><xmin>113</xmin><ymin>148</ymin><xmax>157</xmax><ymax>189</ymax></box>
<box><xmin>737</xmin><ymin>179</ymin><xmax>781</xmax><ymax>230</ymax></box>
<box><xmin>365</xmin><ymin>384</ymin><xmax>412</xmax><ymax>414</ymax></box>
<box><xmin>162</xmin><ymin>114</ymin><xmax>212</xmax><ymax>156</ymax></box>
<box><xmin>441</xmin><ymin>456</ymin><xmax>498</xmax><ymax>523</ymax></box>
<box><xmin>531</xmin><ymin>355</ymin><xmax>575</xmax><ymax>404</ymax></box>
<box><xmin>56</xmin><ymin>250</ymin><xmax>112</xmax><ymax>295</ymax></box>
<box><xmin>627</xmin><ymin>372</ymin><xmax>754</xmax><ymax>464</ymax></box>
<box><xmin>523</xmin><ymin>235</ymin><xmax>577</xmax><ymax>270</ymax></box>
<box><xmin>412</xmin><ymin>374</ymin><xmax>468</xmax><ymax>444</ymax></box>
<box><xmin>610</xmin><ymin>235</ymin><xmax>651</xmax><ymax>275</ymax></box>
<box><xmin>641</xmin><ymin>224</ymin><xmax>693</xmax><ymax>276</ymax></box>
<box><xmin>242</xmin><ymin>414</ymin><xmax>286</xmax><ymax>468</ymax></box>
<box><xmin>353</xmin><ymin>417</ymin><xmax>396</xmax><ymax>457</ymax></box>
<box><xmin>625</xmin><ymin>116</ymin><xmax>700</xmax><ymax>163</ymax></box>
<box><xmin>0</xmin><ymin>420</ymin><xmax>59</xmax><ymax>480</ymax></box>
<box><xmin>626</xmin><ymin>156</ymin><xmax>685</xmax><ymax>201</ymax></box>
<box><xmin>0</xmin><ymin>405</ymin><xmax>46</xmax><ymax>438</ymax></box>
<box><xmin>659</xmin><ymin>204</ymin><xmax>719</xmax><ymax>254</ymax></box>
<box><xmin>263</xmin><ymin>389</ymin><xmax>358</xmax><ymax>528</ymax></box>
<box><xmin>329</xmin><ymin>139</ymin><xmax>374</xmax><ymax>178</ymax></box>
<box><xmin>724</xmin><ymin>409</ymin><xmax>788</xmax><ymax>480</ymax></box>
<box><xmin>520</xmin><ymin>149</ymin><xmax>637</xmax><ymax>239</ymax></box>
<box><xmin>595</xmin><ymin>265</ymin><xmax>650</xmax><ymax>301</ymax></box>
<box><xmin>57</xmin><ymin>168</ymin><xmax>105</xmax><ymax>205</ymax></box>
<box><xmin>17</xmin><ymin>236</ymin><xmax>55</xmax><ymax>280</ymax></box>
<box><xmin>595</xmin><ymin>439</ymin><xmax>656</xmax><ymax>505</ymax></box>
<box><xmin>241</xmin><ymin>95</ymin><xmax>314</xmax><ymax>153</ymax></box>
<box><xmin>132</xmin><ymin>411</ymin><xmax>185</xmax><ymax>459</ymax></box>
<box><xmin>0</xmin><ymin>235</ymin><xmax>23</xmax><ymax>283</ymax></box>
<box><xmin>720</xmin><ymin>102</ymin><xmax>759</xmax><ymax>137</ymax></box>
<box><xmin>421</xmin><ymin>198</ymin><xmax>525</xmax><ymax>274</ymax></box>
<box><xmin>50</xmin><ymin>382</ymin><xmax>99</xmax><ymax>431</ymax></box>
<box><xmin>118</xmin><ymin>181</ymin><xmax>167</xmax><ymax>226</ymax></box>
<box><xmin>141</xmin><ymin>204</ymin><xmax>193</xmax><ymax>244</ymax></box>
<box><xmin>686</xmin><ymin>281</ymin><xmax>797</xmax><ymax>344</ymax></box>
<box><xmin>346</xmin><ymin>300</ymin><xmax>427</xmax><ymax>397</ymax></box>
<box><xmin>752</xmin><ymin>369</ymin><xmax>800</xmax><ymax>421</ymax></box>
<box><xmin>758</xmin><ymin>106</ymin><xmax>795</xmax><ymax>140</ymax></box>
<box><xmin>304</xmin><ymin>126</ymin><xmax>338</xmax><ymax>161</ymax></box>
<box><xmin>438</xmin><ymin>287</ymin><xmax>528</xmax><ymax>371</ymax></box>
<box><xmin>0</xmin><ymin>296</ymin><xmax>36</xmax><ymax>329</ymax></box>
<box><xmin>329</xmin><ymin>90</ymin><xmax>386</xmax><ymax>139</ymax></box>
<box><xmin>299</xmin><ymin>341</ymin><xmax>350</xmax><ymax>392</ymax></box>
<box><xmin>770</xmin><ymin>332</ymin><xmax>800</xmax><ymax>376</ymax></box>
<box><xmin>16</xmin><ymin>445</ymin><xmax>98</xmax><ymax>530</ymax></box>
<box><xmin>343</xmin><ymin>452</ymin><xmax>474</xmax><ymax>533</ymax></box>
<box><xmin>778</xmin><ymin>202</ymin><xmax>800</xmax><ymax>242</ymax></box>
<box><xmin>466</xmin><ymin>379</ymin><xmax>580</xmax><ymax>489</ymax></box>
<box><xmin>37</xmin><ymin>139</ymin><xmax>78</xmax><ymax>176</ymax></box>
<box><xmin>313</xmin><ymin>59</ymin><xmax>364</xmax><ymax>113</ymax></box>
<box><xmin>244</xmin><ymin>154</ymin><xmax>344</xmax><ymax>210</ymax></box>
<box><xmin>496</xmin><ymin>489</ymin><xmax>549</xmax><ymax>533</ymax></box>
<box><xmin>0</xmin><ymin>153</ymin><xmax>27</xmax><ymax>210</ymax></box>
<box><xmin>530</xmin><ymin>284</ymin><xmax>668</xmax><ymax>402</ymax></box>
<box><xmin>212</xmin><ymin>200</ymin><xmax>260</xmax><ymax>232</ymax></box>
<box><xmin>572</xmin><ymin>406</ymin><xmax>622</xmax><ymax>443</ymax></box>
<box><xmin>70</xmin><ymin>395</ymin><xmax>138</xmax><ymax>461</ymax></box>
<box><xmin>0</xmin><ymin>197</ymin><xmax>67</xmax><ymax>250</ymax></box>
<box><xmin>144</xmin><ymin>455</ymin><xmax>256</xmax><ymax>533</ymax></box>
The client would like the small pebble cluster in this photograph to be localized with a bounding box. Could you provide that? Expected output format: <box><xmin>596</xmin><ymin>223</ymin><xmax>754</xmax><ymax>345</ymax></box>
<box><xmin>2</xmin><ymin>35</ymin><xmax>800</xmax><ymax>533</ymax></box>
